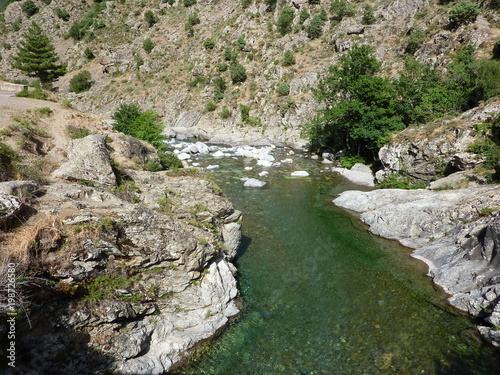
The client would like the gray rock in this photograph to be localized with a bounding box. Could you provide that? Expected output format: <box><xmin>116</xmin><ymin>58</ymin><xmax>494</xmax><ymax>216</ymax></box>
<box><xmin>0</xmin><ymin>180</ymin><xmax>38</xmax><ymax>196</ymax></box>
<box><xmin>331</xmin><ymin>164</ymin><xmax>374</xmax><ymax>187</ymax></box>
<box><xmin>244</xmin><ymin>178</ymin><xmax>266</xmax><ymax>188</ymax></box>
<box><xmin>0</xmin><ymin>193</ymin><xmax>22</xmax><ymax>228</ymax></box>
<box><xmin>52</xmin><ymin>135</ymin><xmax>116</xmax><ymax>187</ymax></box>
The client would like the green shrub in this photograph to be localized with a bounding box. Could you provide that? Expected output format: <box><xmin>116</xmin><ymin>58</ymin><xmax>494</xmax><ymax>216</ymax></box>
<box><xmin>299</xmin><ymin>9</ymin><xmax>310</xmax><ymax>24</ymax></box>
<box><xmin>220</xmin><ymin>108</ymin><xmax>232</xmax><ymax>119</ymax></box>
<box><xmin>308</xmin><ymin>0</ymin><xmax>320</xmax><ymax>4</ymax></box>
<box><xmin>134</xmin><ymin>53</ymin><xmax>144</xmax><ymax>69</ymax></box>
<box><xmin>187</xmin><ymin>13</ymin><xmax>200</xmax><ymax>26</ymax></box>
<box><xmin>240</xmin><ymin>104</ymin><xmax>251</xmax><ymax>122</ymax></box>
<box><xmin>204</xmin><ymin>38</ymin><xmax>215</xmax><ymax>50</ymax></box>
<box><xmin>158</xmin><ymin>151</ymin><xmax>183</xmax><ymax>170</ymax></box>
<box><xmin>206</xmin><ymin>101</ymin><xmax>217</xmax><ymax>112</ymax></box>
<box><xmin>264</xmin><ymin>0</ymin><xmax>277</xmax><ymax>12</ymax></box>
<box><xmin>223</xmin><ymin>48</ymin><xmax>238</xmax><ymax>62</ymax></box>
<box><xmin>362</xmin><ymin>4</ymin><xmax>376</xmax><ymax>25</ymax></box>
<box><xmin>84</xmin><ymin>47</ymin><xmax>95</xmax><ymax>60</ymax></box>
<box><xmin>230</xmin><ymin>62</ymin><xmax>247</xmax><ymax>84</ymax></box>
<box><xmin>0</xmin><ymin>142</ymin><xmax>19</xmax><ymax>181</ymax></box>
<box><xmin>493</xmin><ymin>38</ymin><xmax>500</xmax><ymax>59</ymax></box>
<box><xmin>213</xmin><ymin>77</ymin><xmax>226</xmax><ymax>101</ymax></box>
<box><xmin>448</xmin><ymin>0</ymin><xmax>479</xmax><ymax>27</ymax></box>
<box><xmin>277</xmin><ymin>82</ymin><xmax>290</xmax><ymax>96</ymax></box>
<box><xmin>55</xmin><ymin>7</ymin><xmax>70</xmax><ymax>21</ymax></box>
<box><xmin>306</xmin><ymin>14</ymin><xmax>324</xmax><ymax>39</ymax></box>
<box><xmin>112</xmin><ymin>104</ymin><xmax>166</xmax><ymax>149</ymax></box>
<box><xmin>282</xmin><ymin>50</ymin><xmax>296</xmax><ymax>66</ymax></box>
<box><xmin>404</xmin><ymin>28</ymin><xmax>426</xmax><ymax>55</ymax></box>
<box><xmin>183</xmin><ymin>0</ymin><xmax>196</xmax><ymax>6</ymax></box>
<box><xmin>242</xmin><ymin>0</ymin><xmax>252</xmax><ymax>8</ymax></box>
<box><xmin>144</xmin><ymin>10</ymin><xmax>157</xmax><ymax>27</ymax></box>
<box><xmin>217</xmin><ymin>62</ymin><xmax>228</xmax><ymax>72</ymax></box>
<box><xmin>377</xmin><ymin>173</ymin><xmax>427</xmax><ymax>189</ymax></box>
<box><xmin>277</xmin><ymin>7</ymin><xmax>295</xmax><ymax>36</ymax></box>
<box><xmin>16</xmin><ymin>88</ymin><xmax>47</xmax><ymax>100</ymax></box>
<box><xmin>69</xmin><ymin>71</ymin><xmax>92</xmax><ymax>93</ymax></box>
<box><xmin>22</xmin><ymin>0</ymin><xmax>39</xmax><ymax>18</ymax></box>
<box><xmin>330</xmin><ymin>0</ymin><xmax>356</xmax><ymax>21</ymax></box>
<box><xmin>339</xmin><ymin>154</ymin><xmax>365</xmax><ymax>168</ymax></box>
<box><xmin>67</xmin><ymin>127</ymin><xmax>91</xmax><ymax>139</ymax></box>
<box><xmin>237</xmin><ymin>35</ymin><xmax>246</xmax><ymax>51</ymax></box>
<box><xmin>36</xmin><ymin>107</ymin><xmax>53</xmax><ymax>116</ymax></box>
<box><xmin>143</xmin><ymin>38</ymin><xmax>154</xmax><ymax>53</ymax></box>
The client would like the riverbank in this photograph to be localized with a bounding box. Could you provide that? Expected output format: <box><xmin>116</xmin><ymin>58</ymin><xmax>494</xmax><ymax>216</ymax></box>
<box><xmin>334</xmin><ymin>186</ymin><xmax>500</xmax><ymax>347</ymax></box>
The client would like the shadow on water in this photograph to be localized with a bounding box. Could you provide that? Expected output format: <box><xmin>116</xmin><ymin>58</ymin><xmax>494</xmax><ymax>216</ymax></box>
<box><xmin>234</xmin><ymin>234</ymin><xmax>252</xmax><ymax>260</ymax></box>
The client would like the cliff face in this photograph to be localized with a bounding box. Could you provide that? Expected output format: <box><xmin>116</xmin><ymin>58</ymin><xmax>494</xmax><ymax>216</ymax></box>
<box><xmin>1</xmin><ymin>0</ymin><xmax>499</xmax><ymax>146</ymax></box>
<box><xmin>0</xmin><ymin>96</ymin><xmax>241</xmax><ymax>374</ymax></box>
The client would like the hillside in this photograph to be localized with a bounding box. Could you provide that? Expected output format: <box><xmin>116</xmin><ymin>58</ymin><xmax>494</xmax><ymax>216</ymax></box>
<box><xmin>1</xmin><ymin>0</ymin><xmax>500</xmax><ymax>146</ymax></box>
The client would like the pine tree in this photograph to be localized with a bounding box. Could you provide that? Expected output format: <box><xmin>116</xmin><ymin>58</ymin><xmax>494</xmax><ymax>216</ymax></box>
<box><xmin>11</xmin><ymin>23</ymin><xmax>66</xmax><ymax>87</ymax></box>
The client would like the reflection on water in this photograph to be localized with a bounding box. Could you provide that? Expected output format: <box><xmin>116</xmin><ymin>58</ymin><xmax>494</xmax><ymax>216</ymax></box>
<box><xmin>173</xmin><ymin>151</ymin><xmax>500</xmax><ymax>375</ymax></box>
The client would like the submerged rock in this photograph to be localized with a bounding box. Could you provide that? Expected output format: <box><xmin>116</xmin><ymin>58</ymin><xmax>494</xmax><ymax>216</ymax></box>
<box><xmin>291</xmin><ymin>171</ymin><xmax>309</xmax><ymax>177</ymax></box>
<box><xmin>244</xmin><ymin>178</ymin><xmax>266</xmax><ymax>188</ymax></box>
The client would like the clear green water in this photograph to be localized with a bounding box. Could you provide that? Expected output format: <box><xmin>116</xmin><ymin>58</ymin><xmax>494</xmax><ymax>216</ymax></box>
<box><xmin>174</xmin><ymin>152</ymin><xmax>500</xmax><ymax>375</ymax></box>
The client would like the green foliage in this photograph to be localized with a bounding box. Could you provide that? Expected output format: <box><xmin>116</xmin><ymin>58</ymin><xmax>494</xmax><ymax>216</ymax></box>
<box><xmin>330</xmin><ymin>0</ymin><xmax>356</xmax><ymax>21</ymax></box>
<box><xmin>134</xmin><ymin>53</ymin><xmax>144</xmax><ymax>69</ymax></box>
<box><xmin>377</xmin><ymin>173</ymin><xmax>427</xmax><ymax>189</ymax></box>
<box><xmin>404</xmin><ymin>28</ymin><xmax>426</xmax><ymax>55</ymax></box>
<box><xmin>183</xmin><ymin>0</ymin><xmax>196</xmax><ymax>6</ymax></box>
<box><xmin>157</xmin><ymin>151</ymin><xmax>183</xmax><ymax>170</ymax></box>
<box><xmin>206</xmin><ymin>101</ymin><xmax>217</xmax><ymax>112</ymax></box>
<box><xmin>143</xmin><ymin>38</ymin><xmax>154</xmax><ymax>53</ymax></box>
<box><xmin>277</xmin><ymin>82</ymin><xmax>290</xmax><ymax>96</ymax></box>
<box><xmin>187</xmin><ymin>13</ymin><xmax>200</xmax><ymax>26</ymax></box>
<box><xmin>240</xmin><ymin>104</ymin><xmax>250</xmax><ymax>122</ymax></box>
<box><xmin>237</xmin><ymin>35</ymin><xmax>246</xmax><ymax>51</ymax></box>
<box><xmin>309</xmin><ymin>0</ymin><xmax>320</xmax><ymax>4</ymax></box>
<box><xmin>223</xmin><ymin>48</ymin><xmax>238</xmax><ymax>62</ymax></box>
<box><xmin>12</xmin><ymin>23</ymin><xmax>66</xmax><ymax>87</ymax></box>
<box><xmin>448</xmin><ymin>0</ymin><xmax>479</xmax><ymax>27</ymax></box>
<box><xmin>242</xmin><ymin>0</ymin><xmax>252</xmax><ymax>8</ymax></box>
<box><xmin>306</xmin><ymin>44</ymin><xmax>404</xmax><ymax>157</ymax></box>
<box><xmin>277</xmin><ymin>7</ymin><xmax>295</xmax><ymax>36</ymax></box>
<box><xmin>36</xmin><ymin>106</ymin><xmax>53</xmax><ymax>116</ymax></box>
<box><xmin>220</xmin><ymin>108</ymin><xmax>231</xmax><ymax>119</ymax></box>
<box><xmin>55</xmin><ymin>7</ymin><xmax>70</xmax><ymax>21</ymax></box>
<box><xmin>112</xmin><ymin>104</ymin><xmax>166</xmax><ymax>149</ymax></box>
<box><xmin>299</xmin><ymin>9</ymin><xmax>310</xmax><ymax>24</ymax></box>
<box><xmin>67</xmin><ymin>127</ymin><xmax>91</xmax><ymax>139</ymax></box>
<box><xmin>66</xmin><ymin>5</ymin><xmax>104</xmax><ymax>41</ymax></box>
<box><xmin>306</xmin><ymin>14</ymin><xmax>324</xmax><ymax>39</ymax></box>
<box><xmin>213</xmin><ymin>77</ymin><xmax>226</xmax><ymax>101</ymax></box>
<box><xmin>0</xmin><ymin>142</ymin><xmax>19</xmax><ymax>181</ymax></box>
<box><xmin>230</xmin><ymin>62</ymin><xmax>247</xmax><ymax>84</ymax></box>
<box><xmin>69</xmin><ymin>70</ymin><xmax>92</xmax><ymax>93</ymax></box>
<box><xmin>84</xmin><ymin>47</ymin><xmax>95</xmax><ymax>60</ymax></box>
<box><xmin>340</xmin><ymin>154</ymin><xmax>365</xmax><ymax>168</ymax></box>
<box><xmin>217</xmin><ymin>62</ymin><xmax>228</xmax><ymax>72</ymax></box>
<box><xmin>203</xmin><ymin>38</ymin><xmax>215</xmax><ymax>50</ymax></box>
<box><xmin>362</xmin><ymin>4</ymin><xmax>376</xmax><ymax>25</ymax></box>
<box><xmin>83</xmin><ymin>275</ymin><xmax>138</xmax><ymax>304</ymax></box>
<box><xmin>144</xmin><ymin>10</ymin><xmax>157</xmax><ymax>27</ymax></box>
<box><xmin>12</xmin><ymin>18</ymin><xmax>22</xmax><ymax>32</ymax></box>
<box><xmin>22</xmin><ymin>0</ymin><xmax>39</xmax><ymax>18</ymax></box>
<box><xmin>16</xmin><ymin>88</ymin><xmax>47</xmax><ymax>100</ymax></box>
<box><xmin>282</xmin><ymin>50</ymin><xmax>296</xmax><ymax>66</ymax></box>
<box><xmin>264</xmin><ymin>0</ymin><xmax>277</xmax><ymax>12</ymax></box>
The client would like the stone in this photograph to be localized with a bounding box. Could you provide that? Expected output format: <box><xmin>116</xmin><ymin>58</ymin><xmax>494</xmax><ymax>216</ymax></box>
<box><xmin>177</xmin><ymin>153</ymin><xmax>191</xmax><ymax>160</ymax></box>
<box><xmin>244</xmin><ymin>178</ymin><xmax>266</xmax><ymax>188</ymax></box>
<box><xmin>257</xmin><ymin>159</ymin><xmax>273</xmax><ymax>167</ymax></box>
<box><xmin>0</xmin><ymin>193</ymin><xmax>22</xmax><ymax>228</ymax></box>
<box><xmin>331</xmin><ymin>164</ymin><xmax>375</xmax><ymax>187</ymax></box>
<box><xmin>212</xmin><ymin>151</ymin><xmax>225</xmax><ymax>158</ymax></box>
<box><xmin>0</xmin><ymin>180</ymin><xmax>38</xmax><ymax>196</ymax></box>
<box><xmin>206</xmin><ymin>165</ymin><xmax>220</xmax><ymax>170</ymax></box>
<box><xmin>52</xmin><ymin>135</ymin><xmax>116</xmax><ymax>187</ymax></box>
<box><xmin>291</xmin><ymin>171</ymin><xmax>309</xmax><ymax>177</ymax></box>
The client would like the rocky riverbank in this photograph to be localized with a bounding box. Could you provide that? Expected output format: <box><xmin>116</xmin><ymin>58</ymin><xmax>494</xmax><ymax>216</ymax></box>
<box><xmin>0</xmin><ymin>103</ymin><xmax>242</xmax><ymax>374</ymax></box>
<box><xmin>333</xmin><ymin>185</ymin><xmax>500</xmax><ymax>347</ymax></box>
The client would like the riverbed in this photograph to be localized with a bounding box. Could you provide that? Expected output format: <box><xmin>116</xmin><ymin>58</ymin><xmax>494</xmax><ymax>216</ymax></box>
<box><xmin>169</xmin><ymin>142</ymin><xmax>500</xmax><ymax>374</ymax></box>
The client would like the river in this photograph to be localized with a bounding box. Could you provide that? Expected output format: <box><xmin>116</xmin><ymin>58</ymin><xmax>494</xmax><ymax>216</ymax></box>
<box><xmin>171</xmin><ymin>144</ymin><xmax>500</xmax><ymax>374</ymax></box>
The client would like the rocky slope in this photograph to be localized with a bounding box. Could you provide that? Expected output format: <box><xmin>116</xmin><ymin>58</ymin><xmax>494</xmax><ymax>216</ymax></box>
<box><xmin>1</xmin><ymin>0</ymin><xmax>500</xmax><ymax>146</ymax></box>
<box><xmin>334</xmin><ymin>185</ymin><xmax>500</xmax><ymax>347</ymax></box>
<box><xmin>0</xmin><ymin>95</ymin><xmax>242</xmax><ymax>374</ymax></box>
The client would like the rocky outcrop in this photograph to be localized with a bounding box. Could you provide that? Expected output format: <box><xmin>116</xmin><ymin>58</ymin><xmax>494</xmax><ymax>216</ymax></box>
<box><xmin>1</xmin><ymin>132</ymin><xmax>242</xmax><ymax>373</ymax></box>
<box><xmin>334</xmin><ymin>185</ymin><xmax>500</xmax><ymax>346</ymax></box>
<box><xmin>377</xmin><ymin>102</ymin><xmax>500</xmax><ymax>182</ymax></box>
<box><xmin>331</xmin><ymin>163</ymin><xmax>375</xmax><ymax>187</ymax></box>
<box><xmin>52</xmin><ymin>134</ymin><xmax>116</xmax><ymax>187</ymax></box>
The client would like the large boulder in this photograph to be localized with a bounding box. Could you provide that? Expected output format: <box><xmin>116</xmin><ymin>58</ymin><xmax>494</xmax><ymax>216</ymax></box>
<box><xmin>52</xmin><ymin>135</ymin><xmax>116</xmax><ymax>187</ymax></box>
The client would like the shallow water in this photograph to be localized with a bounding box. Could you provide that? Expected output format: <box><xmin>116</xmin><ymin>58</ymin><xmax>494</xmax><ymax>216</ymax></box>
<box><xmin>173</xmin><ymin>149</ymin><xmax>500</xmax><ymax>375</ymax></box>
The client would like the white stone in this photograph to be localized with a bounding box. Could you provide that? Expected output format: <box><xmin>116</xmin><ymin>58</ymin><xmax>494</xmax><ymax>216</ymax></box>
<box><xmin>244</xmin><ymin>167</ymin><xmax>253</xmax><ymax>171</ymax></box>
<box><xmin>244</xmin><ymin>178</ymin><xmax>266</xmax><ymax>188</ymax></box>
<box><xmin>256</xmin><ymin>159</ymin><xmax>273</xmax><ymax>167</ymax></box>
<box><xmin>195</xmin><ymin>142</ymin><xmax>210</xmax><ymax>154</ymax></box>
<box><xmin>206</xmin><ymin>165</ymin><xmax>220</xmax><ymax>170</ymax></box>
<box><xmin>177</xmin><ymin>153</ymin><xmax>191</xmax><ymax>160</ymax></box>
<box><xmin>258</xmin><ymin>171</ymin><xmax>269</xmax><ymax>177</ymax></box>
<box><xmin>291</xmin><ymin>171</ymin><xmax>309</xmax><ymax>177</ymax></box>
<box><xmin>212</xmin><ymin>151</ymin><xmax>225</xmax><ymax>158</ymax></box>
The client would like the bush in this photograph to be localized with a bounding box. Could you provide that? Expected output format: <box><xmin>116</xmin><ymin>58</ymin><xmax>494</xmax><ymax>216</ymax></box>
<box><xmin>330</xmin><ymin>0</ymin><xmax>356</xmax><ymax>21</ymax></box>
<box><xmin>67</xmin><ymin>126</ymin><xmax>91</xmax><ymax>139</ymax></box>
<box><xmin>264</xmin><ymin>0</ymin><xmax>277</xmax><ymax>11</ymax></box>
<box><xmin>220</xmin><ymin>108</ymin><xmax>231</xmax><ymax>119</ymax></box>
<box><xmin>55</xmin><ymin>7</ymin><xmax>70</xmax><ymax>21</ymax></box>
<box><xmin>22</xmin><ymin>0</ymin><xmax>39</xmax><ymax>18</ymax></box>
<box><xmin>204</xmin><ymin>38</ymin><xmax>215</xmax><ymax>50</ymax></box>
<box><xmin>299</xmin><ymin>9</ymin><xmax>310</xmax><ymax>24</ymax></box>
<box><xmin>362</xmin><ymin>4</ymin><xmax>376</xmax><ymax>25</ymax></box>
<box><xmin>306</xmin><ymin>14</ymin><xmax>324</xmax><ymax>39</ymax></box>
<box><xmin>206</xmin><ymin>101</ymin><xmax>217</xmax><ymax>112</ymax></box>
<box><xmin>282</xmin><ymin>50</ymin><xmax>296</xmax><ymax>66</ymax></box>
<box><xmin>404</xmin><ymin>28</ymin><xmax>426</xmax><ymax>55</ymax></box>
<box><xmin>377</xmin><ymin>173</ymin><xmax>427</xmax><ymax>189</ymax></box>
<box><xmin>448</xmin><ymin>0</ymin><xmax>479</xmax><ymax>27</ymax></box>
<box><xmin>213</xmin><ymin>77</ymin><xmax>226</xmax><ymax>101</ymax></box>
<box><xmin>240</xmin><ymin>104</ymin><xmax>251</xmax><ymax>122</ymax></box>
<box><xmin>223</xmin><ymin>48</ymin><xmax>238</xmax><ymax>62</ymax></box>
<box><xmin>187</xmin><ymin>13</ymin><xmax>200</xmax><ymax>26</ymax></box>
<box><xmin>237</xmin><ymin>35</ymin><xmax>246</xmax><ymax>51</ymax></box>
<box><xmin>339</xmin><ymin>154</ymin><xmax>365</xmax><ymax>168</ymax></box>
<box><xmin>308</xmin><ymin>0</ymin><xmax>320</xmax><ymax>4</ymax></box>
<box><xmin>84</xmin><ymin>47</ymin><xmax>95</xmax><ymax>60</ymax></box>
<box><xmin>277</xmin><ymin>82</ymin><xmax>290</xmax><ymax>96</ymax></box>
<box><xmin>158</xmin><ymin>151</ymin><xmax>183</xmax><ymax>170</ymax></box>
<box><xmin>217</xmin><ymin>62</ymin><xmax>228</xmax><ymax>72</ymax></box>
<box><xmin>112</xmin><ymin>104</ymin><xmax>166</xmax><ymax>149</ymax></box>
<box><xmin>493</xmin><ymin>39</ymin><xmax>500</xmax><ymax>60</ymax></box>
<box><xmin>144</xmin><ymin>10</ymin><xmax>157</xmax><ymax>27</ymax></box>
<box><xmin>0</xmin><ymin>142</ymin><xmax>19</xmax><ymax>181</ymax></box>
<box><xmin>69</xmin><ymin>71</ymin><xmax>92</xmax><ymax>93</ymax></box>
<box><xmin>183</xmin><ymin>0</ymin><xmax>196</xmax><ymax>6</ymax></box>
<box><xmin>16</xmin><ymin>88</ymin><xmax>47</xmax><ymax>100</ymax></box>
<box><xmin>143</xmin><ymin>38</ymin><xmax>154</xmax><ymax>53</ymax></box>
<box><xmin>277</xmin><ymin>7</ymin><xmax>295</xmax><ymax>36</ymax></box>
<box><xmin>230</xmin><ymin>62</ymin><xmax>247</xmax><ymax>84</ymax></box>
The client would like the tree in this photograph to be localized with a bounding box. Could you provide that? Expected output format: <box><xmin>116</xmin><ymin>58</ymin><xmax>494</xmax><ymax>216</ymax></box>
<box><xmin>305</xmin><ymin>44</ymin><xmax>404</xmax><ymax>157</ymax></box>
<box><xmin>230</xmin><ymin>62</ymin><xmax>247</xmax><ymax>84</ymax></box>
<box><xmin>69</xmin><ymin>71</ymin><xmax>92</xmax><ymax>93</ymax></box>
<box><xmin>22</xmin><ymin>0</ymin><xmax>39</xmax><ymax>18</ymax></box>
<box><xmin>277</xmin><ymin>7</ymin><xmax>295</xmax><ymax>36</ymax></box>
<box><xmin>11</xmin><ymin>23</ymin><xmax>66</xmax><ymax>87</ymax></box>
